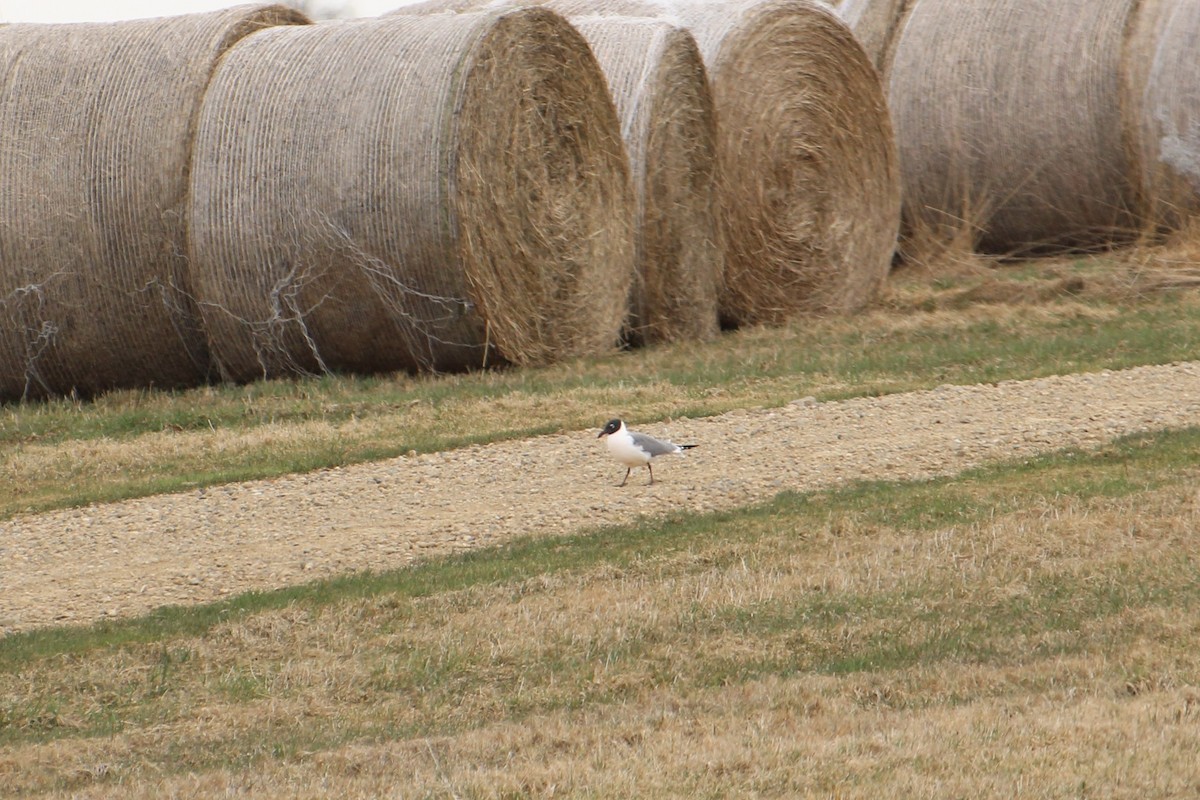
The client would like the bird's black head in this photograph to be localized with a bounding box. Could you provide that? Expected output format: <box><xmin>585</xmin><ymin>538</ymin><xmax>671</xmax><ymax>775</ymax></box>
<box><xmin>598</xmin><ymin>418</ymin><xmax>622</xmax><ymax>438</ymax></box>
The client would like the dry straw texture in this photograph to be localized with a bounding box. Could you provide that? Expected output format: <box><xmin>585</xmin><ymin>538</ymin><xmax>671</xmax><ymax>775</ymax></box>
<box><xmin>555</xmin><ymin>16</ymin><xmax>720</xmax><ymax>345</ymax></box>
<box><xmin>1128</xmin><ymin>0</ymin><xmax>1200</xmax><ymax>230</ymax></box>
<box><xmin>395</xmin><ymin>3</ymin><xmax>720</xmax><ymax>344</ymax></box>
<box><xmin>0</xmin><ymin>5</ymin><xmax>307</xmax><ymax>401</ymax></box>
<box><xmin>401</xmin><ymin>0</ymin><xmax>900</xmax><ymax>325</ymax></box>
<box><xmin>677</xmin><ymin>0</ymin><xmax>899</xmax><ymax>323</ymax></box>
<box><xmin>836</xmin><ymin>0</ymin><xmax>912</xmax><ymax>71</ymax></box>
<box><xmin>189</xmin><ymin>9</ymin><xmax>633</xmax><ymax>381</ymax></box>
<box><xmin>889</xmin><ymin>0</ymin><xmax>1141</xmax><ymax>253</ymax></box>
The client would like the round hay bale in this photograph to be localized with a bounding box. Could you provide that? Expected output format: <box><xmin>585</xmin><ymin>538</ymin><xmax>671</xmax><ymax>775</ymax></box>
<box><xmin>888</xmin><ymin>0</ymin><xmax>1141</xmax><ymax>253</ymax></box>
<box><xmin>570</xmin><ymin>17</ymin><xmax>720</xmax><ymax>345</ymax></box>
<box><xmin>1129</xmin><ymin>0</ymin><xmax>1200</xmax><ymax>230</ymax></box>
<box><xmin>668</xmin><ymin>0</ymin><xmax>899</xmax><ymax>323</ymax></box>
<box><xmin>0</xmin><ymin>5</ymin><xmax>307</xmax><ymax>401</ymax></box>
<box><xmin>390</xmin><ymin>4</ymin><xmax>720</xmax><ymax>344</ymax></box>
<box><xmin>189</xmin><ymin>9</ymin><xmax>634</xmax><ymax>381</ymax></box>
<box><xmin>397</xmin><ymin>0</ymin><xmax>899</xmax><ymax>324</ymax></box>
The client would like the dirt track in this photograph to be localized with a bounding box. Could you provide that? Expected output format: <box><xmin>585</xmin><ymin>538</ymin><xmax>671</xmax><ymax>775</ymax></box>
<box><xmin>3</xmin><ymin>361</ymin><xmax>1200</xmax><ymax>633</ymax></box>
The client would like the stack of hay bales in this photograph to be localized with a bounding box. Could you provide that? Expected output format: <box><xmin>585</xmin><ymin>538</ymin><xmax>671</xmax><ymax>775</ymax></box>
<box><xmin>188</xmin><ymin>8</ymin><xmax>634</xmax><ymax>381</ymax></box>
<box><xmin>1128</xmin><ymin>0</ymin><xmax>1200</xmax><ymax>230</ymax></box>
<box><xmin>394</xmin><ymin>2</ymin><xmax>722</xmax><ymax>345</ymax></box>
<box><xmin>888</xmin><ymin>0</ymin><xmax>1141</xmax><ymax>253</ymax></box>
<box><xmin>0</xmin><ymin>4</ymin><xmax>307</xmax><ymax>401</ymax></box>
<box><xmin>399</xmin><ymin>0</ymin><xmax>900</xmax><ymax>326</ymax></box>
<box><xmin>1</xmin><ymin>0</ymin><xmax>905</xmax><ymax>400</ymax></box>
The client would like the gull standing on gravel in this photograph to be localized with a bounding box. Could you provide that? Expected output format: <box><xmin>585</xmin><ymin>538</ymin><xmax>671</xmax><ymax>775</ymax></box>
<box><xmin>598</xmin><ymin>418</ymin><xmax>697</xmax><ymax>486</ymax></box>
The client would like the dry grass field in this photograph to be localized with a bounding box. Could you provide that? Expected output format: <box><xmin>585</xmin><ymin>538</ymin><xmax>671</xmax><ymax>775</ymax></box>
<box><xmin>3</xmin><ymin>432</ymin><xmax>1200</xmax><ymax>797</ymax></box>
<box><xmin>3</xmin><ymin>239</ymin><xmax>1200</xmax><ymax>797</ymax></box>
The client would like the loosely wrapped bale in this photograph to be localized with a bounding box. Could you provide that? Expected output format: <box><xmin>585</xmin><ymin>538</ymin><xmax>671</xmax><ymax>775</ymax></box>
<box><xmin>400</xmin><ymin>0</ymin><xmax>899</xmax><ymax>325</ymax></box>
<box><xmin>189</xmin><ymin>9</ymin><xmax>634</xmax><ymax>381</ymax></box>
<box><xmin>0</xmin><ymin>5</ymin><xmax>307</xmax><ymax>401</ymax></box>
<box><xmin>889</xmin><ymin>0</ymin><xmax>1141</xmax><ymax>252</ymax></box>
<box><xmin>1129</xmin><ymin>0</ymin><xmax>1200</xmax><ymax>229</ymax></box>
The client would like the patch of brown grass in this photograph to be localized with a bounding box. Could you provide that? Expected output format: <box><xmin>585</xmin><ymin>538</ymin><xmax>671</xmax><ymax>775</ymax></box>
<box><xmin>144</xmin><ymin>681</ymin><xmax>1198</xmax><ymax>799</ymax></box>
<box><xmin>883</xmin><ymin>226</ymin><xmax>1200</xmax><ymax>314</ymax></box>
<box><xmin>4</xmin><ymin>481</ymin><xmax>1200</xmax><ymax>796</ymax></box>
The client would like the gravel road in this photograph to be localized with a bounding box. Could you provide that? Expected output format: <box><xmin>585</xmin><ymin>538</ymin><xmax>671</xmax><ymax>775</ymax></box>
<box><xmin>3</xmin><ymin>361</ymin><xmax>1200</xmax><ymax>633</ymax></box>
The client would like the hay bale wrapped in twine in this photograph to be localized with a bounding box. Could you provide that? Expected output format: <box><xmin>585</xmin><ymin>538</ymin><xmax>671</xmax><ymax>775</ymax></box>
<box><xmin>666</xmin><ymin>0</ymin><xmax>899</xmax><ymax>323</ymax></box>
<box><xmin>1128</xmin><ymin>0</ymin><xmax>1200</xmax><ymax>230</ymax></box>
<box><xmin>400</xmin><ymin>0</ymin><xmax>899</xmax><ymax>325</ymax></box>
<box><xmin>546</xmin><ymin>15</ymin><xmax>720</xmax><ymax>345</ymax></box>
<box><xmin>0</xmin><ymin>5</ymin><xmax>308</xmax><ymax>401</ymax></box>
<box><xmin>189</xmin><ymin>9</ymin><xmax>634</xmax><ymax>380</ymax></box>
<box><xmin>888</xmin><ymin>0</ymin><xmax>1141</xmax><ymax>253</ymax></box>
<box><xmin>394</xmin><ymin>3</ymin><xmax>720</xmax><ymax>345</ymax></box>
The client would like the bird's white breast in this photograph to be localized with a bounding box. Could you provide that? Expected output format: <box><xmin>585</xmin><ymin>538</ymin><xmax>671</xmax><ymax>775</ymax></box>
<box><xmin>606</xmin><ymin>428</ymin><xmax>652</xmax><ymax>467</ymax></box>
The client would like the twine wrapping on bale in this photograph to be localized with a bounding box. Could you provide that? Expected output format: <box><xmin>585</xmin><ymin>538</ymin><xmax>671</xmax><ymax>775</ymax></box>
<box><xmin>0</xmin><ymin>5</ymin><xmax>308</xmax><ymax>401</ymax></box>
<box><xmin>398</xmin><ymin>0</ymin><xmax>899</xmax><ymax>325</ymax></box>
<box><xmin>836</xmin><ymin>0</ymin><xmax>912</xmax><ymax>71</ymax></box>
<box><xmin>1128</xmin><ymin>0</ymin><xmax>1200</xmax><ymax>230</ymax></box>
<box><xmin>889</xmin><ymin>0</ymin><xmax>1141</xmax><ymax>253</ymax></box>
<box><xmin>189</xmin><ymin>9</ymin><xmax>634</xmax><ymax>381</ymax></box>
<box><xmin>390</xmin><ymin>0</ymin><xmax>486</xmax><ymax>11</ymax></box>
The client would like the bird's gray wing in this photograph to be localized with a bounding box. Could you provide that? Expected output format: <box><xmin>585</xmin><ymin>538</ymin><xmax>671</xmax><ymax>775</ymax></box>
<box><xmin>630</xmin><ymin>431</ymin><xmax>681</xmax><ymax>457</ymax></box>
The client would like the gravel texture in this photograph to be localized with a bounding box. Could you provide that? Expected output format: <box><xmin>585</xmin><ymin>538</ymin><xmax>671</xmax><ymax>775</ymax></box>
<box><xmin>3</xmin><ymin>361</ymin><xmax>1200</xmax><ymax>633</ymax></box>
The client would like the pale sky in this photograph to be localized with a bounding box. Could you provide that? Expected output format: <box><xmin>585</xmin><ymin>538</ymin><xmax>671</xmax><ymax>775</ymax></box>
<box><xmin>0</xmin><ymin>0</ymin><xmax>421</xmax><ymax>23</ymax></box>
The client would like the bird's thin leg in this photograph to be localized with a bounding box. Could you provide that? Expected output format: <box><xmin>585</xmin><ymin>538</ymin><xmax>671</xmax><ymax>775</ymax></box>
<box><xmin>619</xmin><ymin>467</ymin><xmax>631</xmax><ymax>487</ymax></box>
<box><xmin>647</xmin><ymin>463</ymin><xmax>655</xmax><ymax>485</ymax></box>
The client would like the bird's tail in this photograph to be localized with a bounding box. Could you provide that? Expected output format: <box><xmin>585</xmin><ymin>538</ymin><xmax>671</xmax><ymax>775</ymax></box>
<box><xmin>679</xmin><ymin>444</ymin><xmax>698</xmax><ymax>451</ymax></box>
